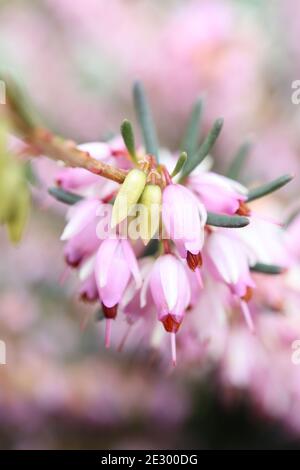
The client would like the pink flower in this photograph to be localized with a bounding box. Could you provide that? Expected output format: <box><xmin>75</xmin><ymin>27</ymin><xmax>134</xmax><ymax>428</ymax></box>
<box><xmin>61</xmin><ymin>198</ymin><xmax>100</xmax><ymax>241</ymax></box>
<box><xmin>149</xmin><ymin>254</ymin><xmax>191</xmax><ymax>365</ymax></box>
<box><xmin>237</xmin><ymin>218</ymin><xmax>291</xmax><ymax>267</ymax></box>
<box><xmin>61</xmin><ymin>198</ymin><xmax>101</xmax><ymax>267</ymax></box>
<box><xmin>204</xmin><ymin>229</ymin><xmax>256</xmax><ymax>332</ymax></box>
<box><xmin>162</xmin><ymin>184</ymin><xmax>207</xmax><ymax>271</ymax></box>
<box><xmin>95</xmin><ymin>238</ymin><xmax>141</xmax><ymax>347</ymax></box>
<box><xmin>188</xmin><ymin>172</ymin><xmax>248</xmax><ymax>215</ymax></box>
<box><xmin>63</xmin><ymin>219</ymin><xmax>100</xmax><ymax>268</ymax></box>
<box><xmin>79</xmin><ymin>273</ymin><xmax>98</xmax><ymax>303</ymax></box>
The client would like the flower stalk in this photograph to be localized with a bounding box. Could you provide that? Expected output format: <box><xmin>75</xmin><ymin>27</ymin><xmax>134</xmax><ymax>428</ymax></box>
<box><xmin>2</xmin><ymin>79</ymin><xmax>127</xmax><ymax>184</ymax></box>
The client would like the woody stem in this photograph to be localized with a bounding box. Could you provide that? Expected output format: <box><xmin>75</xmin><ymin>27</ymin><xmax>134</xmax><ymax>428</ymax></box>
<box><xmin>3</xmin><ymin>80</ymin><xmax>127</xmax><ymax>184</ymax></box>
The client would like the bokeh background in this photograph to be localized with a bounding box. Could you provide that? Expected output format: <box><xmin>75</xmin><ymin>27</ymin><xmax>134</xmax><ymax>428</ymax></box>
<box><xmin>1</xmin><ymin>0</ymin><xmax>300</xmax><ymax>449</ymax></box>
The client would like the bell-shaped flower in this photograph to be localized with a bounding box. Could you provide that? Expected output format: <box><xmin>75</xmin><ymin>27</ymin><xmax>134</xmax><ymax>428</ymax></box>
<box><xmin>60</xmin><ymin>197</ymin><xmax>101</xmax><ymax>267</ymax></box>
<box><xmin>61</xmin><ymin>197</ymin><xmax>100</xmax><ymax>241</ymax></box>
<box><xmin>95</xmin><ymin>238</ymin><xmax>141</xmax><ymax>347</ymax></box>
<box><xmin>204</xmin><ymin>229</ymin><xmax>256</xmax><ymax>332</ymax></box>
<box><xmin>238</xmin><ymin>218</ymin><xmax>292</xmax><ymax>268</ymax></box>
<box><xmin>188</xmin><ymin>172</ymin><xmax>248</xmax><ymax>215</ymax></box>
<box><xmin>79</xmin><ymin>273</ymin><xmax>98</xmax><ymax>303</ymax></box>
<box><xmin>63</xmin><ymin>219</ymin><xmax>100</xmax><ymax>268</ymax></box>
<box><xmin>149</xmin><ymin>254</ymin><xmax>191</xmax><ymax>365</ymax></box>
<box><xmin>162</xmin><ymin>184</ymin><xmax>207</xmax><ymax>271</ymax></box>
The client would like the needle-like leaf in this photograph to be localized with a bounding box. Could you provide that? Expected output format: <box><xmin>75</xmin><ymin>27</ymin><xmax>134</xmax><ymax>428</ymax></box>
<box><xmin>180</xmin><ymin>97</ymin><xmax>203</xmax><ymax>158</ymax></box>
<box><xmin>250</xmin><ymin>262</ymin><xmax>285</xmax><ymax>275</ymax></box>
<box><xmin>133</xmin><ymin>81</ymin><xmax>159</xmax><ymax>160</ymax></box>
<box><xmin>226</xmin><ymin>141</ymin><xmax>252</xmax><ymax>180</ymax></box>
<box><xmin>247</xmin><ymin>174</ymin><xmax>293</xmax><ymax>202</ymax></box>
<box><xmin>206</xmin><ymin>212</ymin><xmax>249</xmax><ymax>228</ymax></box>
<box><xmin>180</xmin><ymin>118</ymin><xmax>223</xmax><ymax>180</ymax></box>
<box><xmin>121</xmin><ymin>119</ymin><xmax>137</xmax><ymax>163</ymax></box>
<box><xmin>48</xmin><ymin>187</ymin><xmax>83</xmax><ymax>205</ymax></box>
<box><xmin>171</xmin><ymin>152</ymin><xmax>187</xmax><ymax>178</ymax></box>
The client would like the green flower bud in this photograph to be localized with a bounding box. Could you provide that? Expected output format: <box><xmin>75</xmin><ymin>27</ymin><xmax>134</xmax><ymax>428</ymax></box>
<box><xmin>0</xmin><ymin>123</ymin><xmax>30</xmax><ymax>243</ymax></box>
<box><xmin>139</xmin><ymin>183</ymin><xmax>162</xmax><ymax>244</ymax></box>
<box><xmin>7</xmin><ymin>183</ymin><xmax>30</xmax><ymax>243</ymax></box>
<box><xmin>111</xmin><ymin>169</ymin><xmax>146</xmax><ymax>227</ymax></box>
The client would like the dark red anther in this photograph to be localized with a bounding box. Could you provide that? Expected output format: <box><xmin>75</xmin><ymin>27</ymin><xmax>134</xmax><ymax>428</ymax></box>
<box><xmin>102</xmin><ymin>303</ymin><xmax>118</xmax><ymax>319</ymax></box>
<box><xmin>80</xmin><ymin>290</ymin><xmax>98</xmax><ymax>303</ymax></box>
<box><xmin>236</xmin><ymin>201</ymin><xmax>251</xmax><ymax>217</ymax></box>
<box><xmin>241</xmin><ymin>286</ymin><xmax>253</xmax><ymax>302</ymax></box>
<box><xmin>186</xmin><ymin>251</ymin><xmax>202</xmax><ymax>271</ymax></box>
<box><xmin>64</xmin><ymin>254</ymin><xmax>82</xmax><ymax>268</ymax></box>
<box><xmin>162</xmin><ymin>314</ymin><xmax>182</xmax><ymax>333</ymax></box>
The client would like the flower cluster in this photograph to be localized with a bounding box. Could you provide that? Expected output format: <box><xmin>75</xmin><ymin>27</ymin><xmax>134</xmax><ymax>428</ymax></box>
<box><xmin>2</xmin><ymin>78</ymin><xmax>292</xmax><ymax>367</ymax></box>
<box><xmin>51</xmin><ymin>89</ymin><xmax>292</xmax><ymax>366</ymax></box>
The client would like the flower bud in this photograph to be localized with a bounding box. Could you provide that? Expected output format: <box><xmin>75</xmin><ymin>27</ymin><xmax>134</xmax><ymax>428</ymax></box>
<box><xmin>139</xmin><ymin>184</ymin><xmax>162</xmax><ymax>244</ymax></box>
<box><xmin>0</xmin><ymin>163</ymin><xmax>30</xmax><ymax>243</ymax></box>
<box><xmin>111</xmin><ymin>169</ymin><xmax>146</xmax><ymax>227</ymax></box>
<box><xmin>6</xmin><ymin>184</ymin><xmax>30</xmax><ymax>243</ymax></box>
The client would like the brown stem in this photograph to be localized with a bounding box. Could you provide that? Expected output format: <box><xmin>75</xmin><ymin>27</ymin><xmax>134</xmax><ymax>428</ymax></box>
<box><xmin>2</xmin><ymin>79</ymin><xmax>127</xmax><ymax>184</ymax></box>
<box><xmin>29</xmin><ymin>128</ymin><xmax>127</xmax><ymax>184</ymax></box>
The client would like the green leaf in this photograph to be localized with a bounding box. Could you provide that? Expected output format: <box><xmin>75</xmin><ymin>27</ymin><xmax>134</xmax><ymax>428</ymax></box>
<box><xmin>250</xmin><ymin>262</ymin><xmax>285</xmax><ymax>275</ymax></box>
<box><xmin>133</xmin><ymin>81</ymin><xmax>159</xmax><ymax>160</ymax></box>
<box><xmin>206</xmin><ymin>212</ymin><xmax>250</xmax><ymax>228</ymax></box>
<box><xmin>247</xmin><ymin>174</ymin><xmax>293</xmax><ymax>202</ymax></box>
<box><xmin>180</xmin><ymin>118</ymin><xmax>223</xmax><ymax>180</ymax></box>
<box><xmin>171</xmin><ymin>152</ymin><xmax>187</xmax><ymax>178</ymax></box>
<box><xmin>48</xmin><ymin>187</ymin><xmax>83</xmax><ymax>205</ymax></box>
<box><xmin>121</xmin><ymin>119</ymin><xmax>137</xmax><ymax>163</ymax></box>
<box><xmin>226</xmin><ymin>141</ymin><xmax>252</xmax><ymax>180</ymax></box>
<box><xmin>180</xmin><ymin>98</ymin><xmax>203</xmax><ymax>158</ymax></box>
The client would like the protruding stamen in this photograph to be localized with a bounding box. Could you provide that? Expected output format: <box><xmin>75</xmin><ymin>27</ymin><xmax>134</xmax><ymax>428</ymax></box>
<box><xmin>59</xmin><ymin>266</ymin><xmax>70</xmax><ymax>285</ymax></box>
<box><xmin>162</xmin><ymin>314</ymin><xmax>181</xmax><ymax>333</ymax></box>
<box><xmin>240</xmin><ymin>300</ymin><xmax>255</xmax><ymax>333</ymax></box>
<box><xmin>117</xmin><ymin>324</ymin><xmax>132</xmax><ymax>352</ymax></box>
<box><xmin>171</xmin><ymin>332</ymin><xmax>177</xmax><ymax>367</ymax></box>
<box><xmin>105</xmin><ymin>318</ymin><xmax>113</xmax><ymax>348</ymax></box>
<box><xmin>195</xmin><ymin>267</ymin><xmax>203</xmax><ymax>288</ymax></box>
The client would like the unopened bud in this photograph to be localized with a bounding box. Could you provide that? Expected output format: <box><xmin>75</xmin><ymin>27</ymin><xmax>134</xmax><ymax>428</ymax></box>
<box><xmin>111</xmin><ymin>169</ymin><xmax>146</xmax><ymax>227</ymax></box>
<box><xmin>139</xmin><ymin>184</ymin><xmax>162</xmax><ymax>244</ymax></box>
<box><xmin>0</xmin><ymin>164</ymin><xmax>30</xmax><ymax>243</ymax></box>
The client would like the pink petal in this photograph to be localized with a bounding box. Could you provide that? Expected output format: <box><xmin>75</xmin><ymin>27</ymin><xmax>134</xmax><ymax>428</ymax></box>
<box><xmin>61</xmin><ymin>199</ymin><xmax>99</xmax><ymax>240</ymax></box>
<box><xmin>95</xmin><ymin>238</ymin><xmax>119</xmax><ymax>289</ymax></box>
<box><xmin>121</xmin><ymin>239</ymin><xmax>142</xmax><ymax>288</ymax></box>
<box><xmin>159</xmin><ymin>255</ymin><xmax>179</xmax><ymax>312</ymax></box>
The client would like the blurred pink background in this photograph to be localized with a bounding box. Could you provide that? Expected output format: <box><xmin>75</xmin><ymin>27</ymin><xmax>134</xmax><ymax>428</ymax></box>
<box><xmin>1</xmin><ymin>0</ymin><xmax>300</xmax><ymax>449</ymax></box>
